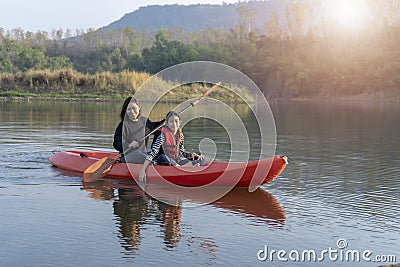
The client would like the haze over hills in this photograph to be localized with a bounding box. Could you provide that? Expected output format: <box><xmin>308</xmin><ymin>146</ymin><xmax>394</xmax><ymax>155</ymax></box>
<box><xmin>104</xmin><ymin>0</ymin><xmax>294</xmax><ymax>32</ymax></box>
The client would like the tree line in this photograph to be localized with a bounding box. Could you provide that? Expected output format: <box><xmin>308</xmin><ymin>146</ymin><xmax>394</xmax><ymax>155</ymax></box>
<box><xmin>1</xmin><ymin>0</ymin><xmax>400</xmax><ymax>98</ymax></box>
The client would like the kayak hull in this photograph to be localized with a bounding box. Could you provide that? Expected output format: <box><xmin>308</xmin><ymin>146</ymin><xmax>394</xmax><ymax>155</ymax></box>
<box><xmin>49</xmin><ymin>150</ymin><xmax>287</xmax><ymax>187</ymax></box>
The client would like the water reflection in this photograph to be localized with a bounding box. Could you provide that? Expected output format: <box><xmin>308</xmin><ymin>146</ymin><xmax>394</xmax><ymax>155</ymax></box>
<box><xmin>82</xmin><ymin>180</ymin><xmax>183</xmax><ymax>252</ymax></box>
<box><xmin>114</xmin><ymin>188</ymin><xmax>182</xmax><ymax>251</ymax></box>
<box><xmin>81</xmin><ymin>179</ymin><xmax>285</xmax><ymax>256</ymax></box>
<box><xmin>3</xmin><ymin>99</ymin><xmax>399</xmax><ymax>265</ymax></box>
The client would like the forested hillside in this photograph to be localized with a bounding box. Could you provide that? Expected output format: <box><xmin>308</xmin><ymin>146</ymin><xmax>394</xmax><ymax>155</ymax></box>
<box><xmin>1</xmin><ymin>0</ymin><xmax>399</xmax><ymax>99</ymax></box>
<box><xmin>105</xmin><ymin>1</ymin><xmax>291</xmax><ymax>32</ymax></box>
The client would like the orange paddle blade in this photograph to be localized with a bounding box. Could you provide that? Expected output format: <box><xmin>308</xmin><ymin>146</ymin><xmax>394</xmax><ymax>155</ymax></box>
<box><xmin>82</xmin><ymin>157</ymin><xmax>117</xmax><ymax>183</ymax></box>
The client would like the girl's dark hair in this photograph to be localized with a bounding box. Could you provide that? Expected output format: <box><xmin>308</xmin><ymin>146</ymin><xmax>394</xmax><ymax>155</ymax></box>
<box><xmin>120</xmin><ymin>97</ymin><xmax>140</xmax><ymax>120</ymax></box>
<box><xmin>166</xmin><ymin>111</ymin><xmax>180</xmax><ymax>121</ymax></box>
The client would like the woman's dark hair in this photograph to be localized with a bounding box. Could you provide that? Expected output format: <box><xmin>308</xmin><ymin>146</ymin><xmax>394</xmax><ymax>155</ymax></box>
<box><xmin>165</xmin><ymin>111</ymin><xmax>180</xmax><ymax>121</ymax></box>
<box><xmin>120</xmin><ymin>97</ymin><xmax>140</xmax><ymax>120</ymax></box>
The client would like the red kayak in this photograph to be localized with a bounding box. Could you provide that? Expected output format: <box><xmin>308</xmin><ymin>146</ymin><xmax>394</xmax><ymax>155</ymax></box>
<box><xmin>49</xmin><ymin>150</ymin><xmax>287</xmax><ymax>187</ymax></box>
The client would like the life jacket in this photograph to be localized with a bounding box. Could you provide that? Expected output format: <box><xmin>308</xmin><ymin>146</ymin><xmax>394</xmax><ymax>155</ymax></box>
<box><xmin>160</xmin><ymin>126</ymin><xmax>183</xmax><ymax>160</ymax></box>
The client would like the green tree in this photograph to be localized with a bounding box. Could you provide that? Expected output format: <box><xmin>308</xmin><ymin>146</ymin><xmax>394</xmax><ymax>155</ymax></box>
<box><xmin>139</xmin><ymin>30</ymin><xmax>199</xmax><ymax>73</ymax></box>
<box><xmin>264</xmin><ymin>11</ymin><xmax>282</xmax><ymax>38</ymax></box>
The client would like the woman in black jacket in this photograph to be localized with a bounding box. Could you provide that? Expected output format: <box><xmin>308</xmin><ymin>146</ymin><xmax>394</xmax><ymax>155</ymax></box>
<box><xmin>113</xmin><ymin>97</ymin><xmax>163</xmax><ymax>164</ymax></box>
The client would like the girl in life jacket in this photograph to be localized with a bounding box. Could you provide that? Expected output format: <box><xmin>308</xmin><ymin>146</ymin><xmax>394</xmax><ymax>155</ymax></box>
<box><xmin>139</xmin><ymin>111</ymin><xmax>206</xmax><ymax>181</ymax></box>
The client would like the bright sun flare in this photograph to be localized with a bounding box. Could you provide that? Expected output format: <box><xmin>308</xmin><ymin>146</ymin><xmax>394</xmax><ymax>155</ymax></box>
<box><xmin>324</xmin><ymin>0</ymin><xmax>371</xmax><ymax>31</ymax></box>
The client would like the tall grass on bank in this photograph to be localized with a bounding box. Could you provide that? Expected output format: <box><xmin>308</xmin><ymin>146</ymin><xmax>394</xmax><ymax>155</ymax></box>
<box><xmin>0</xmin><ymin>69</ymin><xmax>252</xmax><ymax>102</ymax></box>
<box><xmin>0</xmin><ymin>69</ymin><xmax>151</xmax><ymax>98</ymax></box>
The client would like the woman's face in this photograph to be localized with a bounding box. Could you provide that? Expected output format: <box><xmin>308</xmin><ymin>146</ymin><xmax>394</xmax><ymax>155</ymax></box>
<box><xmin>166</xmin><ymin>115</ymin><xmax>180</xmax><ymax>133</ymax></box>
<box><xmin>126</xmin><ymin>102</ymin><xmax>140</xmax><ymax>121</ymax></box>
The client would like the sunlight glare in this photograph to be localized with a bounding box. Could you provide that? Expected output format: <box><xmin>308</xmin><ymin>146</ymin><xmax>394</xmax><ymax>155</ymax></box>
<box><xmin>324</xmin><ymin>0</ymin><xmax>371</xmax><ymax>31</ymax></box>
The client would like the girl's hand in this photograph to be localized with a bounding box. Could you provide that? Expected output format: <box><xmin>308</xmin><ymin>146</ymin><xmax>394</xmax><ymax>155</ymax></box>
<box><xmin>191</xmin><ymin>152</ymin><xmax>203</xmax><ymax>160</ymax></box>
<box><xmin>138</xmin><ymin>168</ymin><xmax>146</xmax><ymax>182</ymax></box>
<box><xmin>138</xmin><ymin>159</ymin><xmax>151</xmax><ymax>182</ymax></box>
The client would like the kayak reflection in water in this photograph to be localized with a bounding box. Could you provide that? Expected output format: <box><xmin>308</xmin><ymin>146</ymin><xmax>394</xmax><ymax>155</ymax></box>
<box><xmin>139</xmin><ymin>111</ymin><xmax>206</xmax><ymax>181</ymax></box>
<box><xmin>80</xmin><ymin>180</ymin><xmax>286</xmax><ymax>255</ymax></box>
<box><xmin>113</xmin><ymin>97</ymin><xmax>164</xmax><ymax>164</ymax></box>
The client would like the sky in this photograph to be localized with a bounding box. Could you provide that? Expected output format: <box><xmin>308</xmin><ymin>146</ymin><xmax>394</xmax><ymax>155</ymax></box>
<box><xmin>0</xmin><ymin>0</ymin><xmax>239</xmax><ymax>32</ymax></box>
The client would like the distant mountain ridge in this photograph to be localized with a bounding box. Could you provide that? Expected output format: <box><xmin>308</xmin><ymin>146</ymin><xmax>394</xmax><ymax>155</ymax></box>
<box><xmin>104</xmin><ymin>1</ymin><xmax>294</xmax><ymax>32</ymax></box>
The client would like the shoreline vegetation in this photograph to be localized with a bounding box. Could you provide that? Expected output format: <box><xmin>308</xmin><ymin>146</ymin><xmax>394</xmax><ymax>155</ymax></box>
<box><xmin>0</xmin><ymin>66</ymin><xmax>397</xmax><ymax>102</ymax></box>
<box><xmin>1</xmin><ymin>1</ymin><xmax>400</xmax><ymax>100</ymax></box>
<box><xmin>0</xmin><ymin>68</ymin><xmax>253</xmax><ymax>102</ymax></box>
<box><xmin>1</xmin><ymin>90</ymin><xmax>397</xmax><ymax>103</ymax></box>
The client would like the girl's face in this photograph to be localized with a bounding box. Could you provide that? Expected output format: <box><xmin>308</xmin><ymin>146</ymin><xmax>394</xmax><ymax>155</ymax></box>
<box><xmin>166</xmin><ymin>115</ymin><xmax>180</xmax><ymax>133</ymax></box>
<box><xmin>126</xmin><ymin>102</ymin><xmax>140</xmax><ymax>121</ymax></box>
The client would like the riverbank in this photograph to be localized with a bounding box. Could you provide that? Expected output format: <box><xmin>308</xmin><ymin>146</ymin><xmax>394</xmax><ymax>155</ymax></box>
<box><xmin>0</xmin><ymin>96</ymin><xmax>196</xmax><ymax>103</ymax></box>
<box><xmin>2</xmin><ymin>93</ymin><xmax>399</xmax><ymax>103</ymax></box>
<box><xmin>0</xmin><ymin>82</ymin><xmax>254</xmax><ymax>103</ymax></box>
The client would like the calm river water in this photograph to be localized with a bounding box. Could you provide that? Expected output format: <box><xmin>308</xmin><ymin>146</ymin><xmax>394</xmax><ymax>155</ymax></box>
<box><xmin>0</xmin><ymin>100</ymin><xmax>398</xmax><ymax>266</ymax></box>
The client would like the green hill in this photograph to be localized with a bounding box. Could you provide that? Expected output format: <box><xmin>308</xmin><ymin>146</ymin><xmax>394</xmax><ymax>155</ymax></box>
<box><xmin>105</xmin><ymin>1</ymin><xmax>293</xmax><ymax>32</ymax></box>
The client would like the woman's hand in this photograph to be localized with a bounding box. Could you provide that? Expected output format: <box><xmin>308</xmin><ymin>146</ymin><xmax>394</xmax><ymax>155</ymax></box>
<box><xmin>129</xmin><ymin>141</ymin><xmax>139</xmax><ymax>149</ymax></box>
